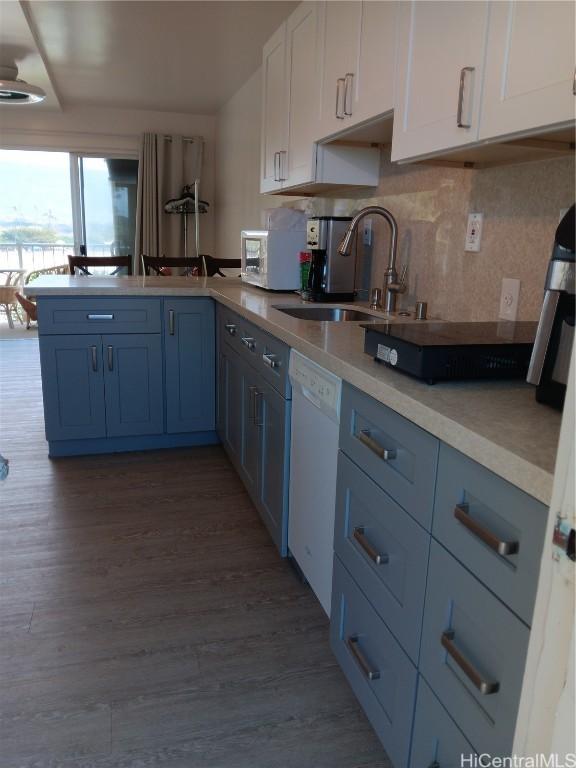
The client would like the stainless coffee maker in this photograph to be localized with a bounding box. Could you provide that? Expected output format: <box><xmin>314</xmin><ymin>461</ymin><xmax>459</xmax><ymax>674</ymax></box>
<box><xmin>303</xmin><ymin>217</ymin><xmax>355</xmax><ymax>302</ymax></box>
<box><xmin>527</xmin><ymin>204</ymin><xmax>575</xmax><ymax>410</ymax></box>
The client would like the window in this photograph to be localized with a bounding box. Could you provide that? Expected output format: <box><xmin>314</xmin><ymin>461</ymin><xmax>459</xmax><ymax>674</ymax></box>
<box><xmin>0</xmin><ymin>149</ymin><xmax>138</xmax><ymax>271</ymax></box>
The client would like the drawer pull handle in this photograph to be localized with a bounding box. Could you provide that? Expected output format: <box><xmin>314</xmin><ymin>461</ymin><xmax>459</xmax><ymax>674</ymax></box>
<box><xmin>225</xmin><ymin>323</ymin><xmax>237</xmax><ymax>336</ymax></box>
<box><xmin>262</xmin><ymin>352</ymin><xmax>280</xmax><ymax>369</ymax></box>
<box><xmin>441</xmin><ymin>630</ymin><xmax>500</xmax><ymax>695</ymax></box>
<box><xmin>90</xmin><ymin>345</ymin><xmax>98</xmax><ymax>372</ymax></box>
<box><xmin>358</xmin><ymin>429</ymin><xmax>396</xmax><ymax>461</ymax></box>
<box><xmin>107</xmin><ymin>345</ymin><xmax>114</xmax><ymax>372</ymax></box>
<box><xmin>241</xmin><ymin>336</ymin><xmax>256</xmax><ymax>351</ymax></box>
<box><xmin>353</xmin><ymin>526</ymin><xmax>389</xmax><ymax>565</ymax></box>
<box><xmin>454</xmin><ymin>503</ymin><xmax>519</xmax><ymax>556</ymax></box>
<box><xmin>346</xmin><ymin>635</ymin><xmax>380</xmax><ymax>681</ymax></box>
<box><xmin>168</xmin><ymin>309</ymin><xmax>175</xmax><ymax>336</ymax></box>
<box><xmin>87</xmin><ymin>314</ymin><xmax>114</xmax><ymax>321</ymax></box>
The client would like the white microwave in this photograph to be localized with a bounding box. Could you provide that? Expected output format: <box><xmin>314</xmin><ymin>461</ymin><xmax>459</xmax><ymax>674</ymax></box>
<box><xmin>241</xmin><ymin>229</ymin><xmax>305</xmax><ymax>291</ymax></box>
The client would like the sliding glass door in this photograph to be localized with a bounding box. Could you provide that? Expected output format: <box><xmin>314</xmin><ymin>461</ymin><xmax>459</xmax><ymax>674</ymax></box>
<box><xmin>70</xmin><ymin>155</ymin><xmax>138</xmax><ymax>260</ymax></box>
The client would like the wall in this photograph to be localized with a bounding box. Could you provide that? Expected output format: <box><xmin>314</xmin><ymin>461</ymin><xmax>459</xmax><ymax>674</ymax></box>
<box><xmin>214</xmin><ymin>67</ymin><xmax>574</xmax><ymax>321</ymax></box>
<box><xmin>0</xmin><ymin>105</ymin><xmax>217</xmax><ymax>253</ymax></box>
<box><xmin>214</xmin><ymin>69</ymin><xmax>287</xmax><ymax>261</ymax></box>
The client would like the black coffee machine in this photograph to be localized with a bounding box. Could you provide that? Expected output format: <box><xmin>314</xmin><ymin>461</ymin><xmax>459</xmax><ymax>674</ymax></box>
<box><xmin>527</xmin><ymin>204</ymin><xmax>575</xmax><ymax>409</ymax></box>
<box><xmin>303</xmin><ymin>216</ymin><xmax>355</xmax><ymax>302</ymax></box>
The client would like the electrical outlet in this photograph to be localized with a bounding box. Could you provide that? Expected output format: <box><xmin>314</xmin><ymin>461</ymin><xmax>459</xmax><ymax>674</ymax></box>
<box><xmin>363</xmin><ymin>218</ymin><xmax>373</xmax><ymax>246</ymax></box>
<box><xmin>465</xmin><ymin>213</ymin><xmax>483</xmax><ymax>252</ymax></box>
<box><xmin>499</xmin><ymin>278</ymin><xmax>521</xmax><ymax>321</ymax></box>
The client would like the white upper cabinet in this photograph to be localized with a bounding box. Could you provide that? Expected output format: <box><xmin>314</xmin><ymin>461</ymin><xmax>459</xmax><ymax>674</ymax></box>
<box><xmin>317</xmin><ymin>1</ymin><xmax>397</xmax><ymax>140</ymax></box>
<box><xmin>392</xmin><ymin>1</ymin><xmax>490</xmax><ymax>162</ymax></box>
<box><xmin>260</xmin><ymin>23</ymin><xmax>287</xmax><ymax>193</ymax></box>
<box><xmin>284</xmin><ymin>2</ymin><xmax>322</xmax><ymax>188</ymax></box>
<box><xmin>479</xmin><ymin>1</ymin><xmax>576</xmax><ymax>140</ymax></box>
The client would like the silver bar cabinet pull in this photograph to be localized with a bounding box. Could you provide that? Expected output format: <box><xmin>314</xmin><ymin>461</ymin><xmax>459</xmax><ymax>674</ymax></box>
<box><xmin>273</xmin><ymin>151</ymin><xmax>280</xmax><ymax>182</ymax></box>
<box><xmin>441</xmin><ymin>630</ymin><xmax>500</xmax><ymax>695</ymax></box>
<box><xmin>335</xmin><ymin>77</ymin><xmax>345</xmax><ymax>119</ymax></box>
<box><xmin>344</xmin><ymin>72</ymin><xmax>354</xmax><ymax>116</ymax></box>
<box><xmin>225</xmin><ymin>323</ymin><xmax>237</xmax><ymax>336</ymax></box>
<box><xmin>346</xmin><ymin>635</ymin><xmax>380</xmax><ymax>681</ymax></box>
<box><xmin>90</xmin><ymin>345</ymin><xmax>98</xmax><ymax>372</ymax></box>
<box><xmin>454</xmin><ymin>503</ymin><xmax>519</xmax><ymax>556</ymax></box>
<box><xmin>353</xmin><ymin>526</ymin><xmax>389</xmax><ymax>565</ymax></box>
<box><xmin>358</xmin><ymin>429</ymin><xmax>396</xmax><ymax>461</ymax></box>
<box><xmin>87</xmin><ymin>313</ymin><xmax>114</xmax><ymax>321</ymax></box>
<box><xmin>573</xmin><ymin>67</ymin><xmax>576</xmax><ymax>96</ymax></box>
<box><xmin>107</xmin><ymin>345</ymin><xmax>114</xmax><ymax>372</ymax></box>
<box><xmin>169</xmin><ymin>309</ymin><xmax>175</xmax><ymax>336</ymax></box>
<box><xmin>262</xmin><ymin>352</ymin><xmax>280</xmax><ymax>369</ymax></box>
<box><xmin>456</xmin><ymin>66</ymin><xmax>475</xmax><ymax>128</ymax></box>
<box><xmin>241</xmin><ymin>336</ymin><xmax>256</xmax><ymax>351</ymax></box>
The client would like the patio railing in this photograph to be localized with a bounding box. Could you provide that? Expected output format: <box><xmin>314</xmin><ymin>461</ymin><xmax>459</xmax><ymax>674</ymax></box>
<box><xmin>0</xmin><ymin>243</ymin><xmax>112</xmax><ymax>272</ymax></box>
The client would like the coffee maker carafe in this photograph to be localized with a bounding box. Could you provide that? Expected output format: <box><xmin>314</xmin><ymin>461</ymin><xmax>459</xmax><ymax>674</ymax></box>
<box><xmin>527</xmin><ymin>204</ymin><xmax>575</xmax><ymax>410</ymax></box>
<box><xmin>304</xmin><ymin>217</ymin><xmax>355</xmax><ymax>302</ymax></box>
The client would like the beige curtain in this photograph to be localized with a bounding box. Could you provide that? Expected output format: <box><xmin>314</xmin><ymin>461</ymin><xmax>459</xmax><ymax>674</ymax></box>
<box><xmin>134</xmin><ymin>132</ymin><xmax>204</xmax><ymax>271</ymax></box>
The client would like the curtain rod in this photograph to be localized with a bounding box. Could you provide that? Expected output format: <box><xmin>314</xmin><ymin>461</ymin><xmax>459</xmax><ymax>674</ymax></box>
<box><xmin>163</xmin><ymin>135</ymin><xmax>203</xmax><ymax>144</ymax></box>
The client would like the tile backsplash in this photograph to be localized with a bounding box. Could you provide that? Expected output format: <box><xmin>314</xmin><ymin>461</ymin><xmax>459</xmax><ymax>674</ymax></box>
<box><xmin>287</xmin><ymin>150</ymin><xmax>574</xmax><ymax>321</ymax></box>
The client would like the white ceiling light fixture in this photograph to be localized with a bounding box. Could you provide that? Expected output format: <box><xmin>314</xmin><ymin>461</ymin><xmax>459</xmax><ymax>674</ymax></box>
<box><xmin>0</xmin><ymin>63</ymin><xmax>46</xmax><ymax>104</ymax></box>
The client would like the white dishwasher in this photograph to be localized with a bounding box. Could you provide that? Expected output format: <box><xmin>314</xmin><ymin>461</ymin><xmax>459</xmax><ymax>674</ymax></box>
<box><xmin>288</xmin><ymin>350</ymin><xmax>342</xmax><ymax>617</ymax></box>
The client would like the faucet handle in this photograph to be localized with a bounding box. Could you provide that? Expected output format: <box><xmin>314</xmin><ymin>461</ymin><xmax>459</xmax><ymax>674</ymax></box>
<box><xmin>388</xmin><ymin>264</ymin><xmax>408</xmax><ymax>295</ymax></box>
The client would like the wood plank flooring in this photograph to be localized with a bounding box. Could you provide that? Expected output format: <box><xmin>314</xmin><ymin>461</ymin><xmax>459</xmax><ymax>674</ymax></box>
<box><xmin>0</xmin><ymin>339</ymin><xmax>389</xmax><ymax>768</ymax></box>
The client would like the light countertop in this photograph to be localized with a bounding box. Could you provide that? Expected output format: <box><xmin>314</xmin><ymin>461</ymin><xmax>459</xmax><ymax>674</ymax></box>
<box><xmin>27</xmin><ymin>275</ymin><xmax>562</xmax><ymax>504</ymax></box>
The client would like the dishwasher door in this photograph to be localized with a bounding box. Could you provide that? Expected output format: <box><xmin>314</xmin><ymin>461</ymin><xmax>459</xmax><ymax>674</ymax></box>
<box><xmin>288</xmin><ymin>350</ymin><xmax>342</xmax><ymax>616</ymax></box>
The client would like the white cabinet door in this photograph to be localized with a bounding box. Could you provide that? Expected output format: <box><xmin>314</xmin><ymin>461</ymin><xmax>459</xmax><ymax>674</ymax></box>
<box><xmin>284</xmin><ymin>2</ymin><xmax>322</xmax><ymax>188</ymax></box>
<box><xmin>348</xmin><ymin>1</ymin><xmax>397</xmax><ymax>128</ymax></box>
<box><xmin>260</xmin><ymin>23</ymin><xmax>287</xmax><ymax>193</ymax></box>
<box><xmin>479</xmin><ymin>1</ymin><xmax>576</xmax><ymax>141</ymax></box>
<box><xmin>317</xmin><ymin>1</ymin><xmax>361</xmax><ymax>140</ymax></box>
<box><xmin>391</xmin><ymin>1</ymin><xmax>490</xmax><ymax>162</ymax></box>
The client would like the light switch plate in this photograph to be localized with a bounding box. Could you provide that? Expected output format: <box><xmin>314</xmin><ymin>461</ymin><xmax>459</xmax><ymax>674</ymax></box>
<box><xmin>465</xmin><ymin>212</ymin><xmax>483</xmax><ymax>252</ymax></box>
<box><xmin>499</xmin><ymin>278</ymin><xmax>521</xmax><ymax>321</ymax></box>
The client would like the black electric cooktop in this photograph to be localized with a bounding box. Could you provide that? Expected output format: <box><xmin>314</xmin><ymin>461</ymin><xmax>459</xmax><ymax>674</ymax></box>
<box><xmin>361</xmin><ymin>321</ymin><xmax>538</xmax><ymax>383</ymax></box>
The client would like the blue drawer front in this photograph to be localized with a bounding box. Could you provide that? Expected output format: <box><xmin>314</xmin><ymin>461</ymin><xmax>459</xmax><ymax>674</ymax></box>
<box><xmin>335</xmin><ymin>452</ymin><xmax>429</xmax><ymax>663</ymax></box>
<box><xmin>410</xmin><ymin>677</ymin><xmax>476</xmax><ymax>768</ymax></box>
<box><xmin>340</xmin><ymin>384</ymin><xmax>439</xmax><ymax>530</ymax></box>
<box><xmin>420</xmin><ymin>541</ymin><xmax>530</xmax><ymax>756</ymax></box>
<box><xmin>433</xmin><ymin>444</ymin><xmax>547</xmax><ymax>626</ymax></box>
<box><xmin>331</xmin><ymin>556</ymin><xmax>418</xmax><ymax>768</ymax></box>
<box><xmin>38</xmin><ymin>297</ymin><xmax>162</xmax><ymax>335</ymax></box>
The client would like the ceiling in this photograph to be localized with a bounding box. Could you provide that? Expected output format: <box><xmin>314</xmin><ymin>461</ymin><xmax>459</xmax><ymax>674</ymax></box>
<box><xmin>0</xmin><ymin>0</ymin><xmax>297</xmax><ymax>114</ymax></box>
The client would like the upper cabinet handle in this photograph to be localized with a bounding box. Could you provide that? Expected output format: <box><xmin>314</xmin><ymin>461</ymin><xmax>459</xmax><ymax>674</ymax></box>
<box><xmin>168</xmin><ymin>309</ymin><xmax>175</xmax><ymax>336</ymax></box>
<box><xmin>454</xmin><ymin>503</ymin><xmax>519</xmax><ymax>556</ymax></box>
<box><xmin>457</xmin><ymin>66</ymin><xmax>475</xmax><ymax>128</ymax></box>
<box><xmin>573</xmin><ymin>67</ymin><xmax>576</xmax><ymax>96</ymax></box>
<box><xmin>344</xmin><ymin>72</ymin><xmax>354</xmax><ymax>116</ymax></box>
<box><xmin>357</xmin><ymin>429</ymin><xmax>396</xmax><ymax>461</ymax></box>
<box><xmin>441</xmin><ymin>630</ymin><xmax>500</xmax><ymax>695</ymax></box>
<box><xmin>335</xmin><ymin>77</ymin><xmax>345</xmax><ymax>119</ymax></box>
<box><xmin>273</xmin><ymin>151</ymin><xmax>280</xmax><ymax>182</ymax></box>
<box><xmin>278</xmin><ymin>150</ymin><xmax>287</xmax><ymax>182</ymax></box>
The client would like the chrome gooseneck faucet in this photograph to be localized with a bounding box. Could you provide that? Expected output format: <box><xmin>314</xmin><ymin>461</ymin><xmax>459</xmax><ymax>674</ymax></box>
<box><xmin>338</xmin><ymin>206</ymin><xmax>406</xmax><ymax>313</ymax></box>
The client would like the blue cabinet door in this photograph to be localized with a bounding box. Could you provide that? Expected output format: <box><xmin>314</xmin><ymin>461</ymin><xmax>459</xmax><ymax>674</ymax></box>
<box><xmin>164</xmin><ymin>299</ymin><xmax>215</xmax><ymax>434</ymax></box>
<box><xmin>103</xmin><ymin>334</ymin><xmax>164</xmax><ymax>437</ymax></box>
<box><xmin>39</xmin><ymin>334</ymin><xmax>106</xmax><ymax>441</ymax></box>
<box><xmin>257</xmin><ymin>378</ymin><xmax>290</xmax><ymax>556</ymax></box>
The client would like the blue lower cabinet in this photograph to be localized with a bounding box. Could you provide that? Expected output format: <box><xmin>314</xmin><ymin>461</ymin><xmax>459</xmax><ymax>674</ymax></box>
<box><xmin>164</xmin><ymin>299</ymin><xmax>215</xmax><ymax>433</ymax></box>
<box><xmin>39</xmin><ymin>334</ymin><xmax>106</xmax><ymax>441</ymax></box>
<box><xmin>420</xmin><ymin>541</ymin><xmax>530</xmax><ymax>757</ymax></box>
<box><xmin>331</xmin><ymin>556</ymin><xmax>418</xmax><ymax>768</ymax></box>
<box><xmin>102</xmin><ymin>334</ymin><xmax>164</xmax><ymax>437</ymax></box>
<box><xmin>410</xmin><ymin>677</ymin><xmax>476</xmax><ymax>768</ymax></box>
<box><xmin>335</xmin><ymin>451</ymin><xmax>430</xmax><ymax>664</ymax></box>
<box><xmin>257</xmin><ymin>378</ymin><xmax>290</xmax><ymax>556</ymax></box>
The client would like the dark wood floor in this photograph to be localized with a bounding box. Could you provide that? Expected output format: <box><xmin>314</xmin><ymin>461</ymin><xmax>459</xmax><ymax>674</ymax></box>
<box><xmin>0</xmin><ymin>339</ymin><xmax>388</xmax><ymax>768</ymax></box>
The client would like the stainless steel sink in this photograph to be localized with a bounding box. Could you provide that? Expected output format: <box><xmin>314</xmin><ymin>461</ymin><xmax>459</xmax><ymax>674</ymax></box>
<box><xmin>273</xmin><ymin>305</ymin><xmax>380</xmax><ymax>322</ymax></box>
